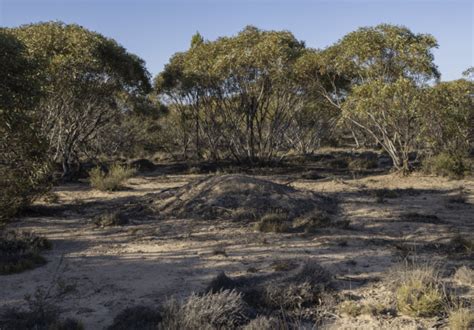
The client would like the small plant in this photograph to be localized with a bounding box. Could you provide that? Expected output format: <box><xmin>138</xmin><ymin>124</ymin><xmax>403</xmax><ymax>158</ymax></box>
<box><xmin>448</xmin><ymin>308</ymin><xmax>474</xmax><ymax>330</ymax></box>
<box><xmin>107</xmin><ymin>306</ymin><xmax>162</xmax><ymax>330</ymax></box>
<box><xmin>212</xmin><ymin>246</ymin><xmax>228</xmax><ymax>257</ymax></box>
<box><xmin>453</xmin><ymin>266</ymin><xmax>474</xmax><ymax>286</ymax></box>
<box><xmin>160</xmin><ymin>290</ymin><xmax>251</xmax><ymax>329</ymax></box>
<box><xmin>388</xmin><ymin>263</ymin><xmax>445</xmax><ymax>318</ymax></box>
<box><xmin>348</xmin><ymin>157</ymin><xmax>378</xmax><ymax>171</ymax></box>
<box><xmin>89</xmin><ymin>164</ymin><xmax>135</xmax><ymax>191</ymax></box>
<box><xmin>0</xmin><ymin>231</ymin><xmax>52</xmax><ymax>275</ymax></box>
<box><xmin>450</xmin><ymin>235</ymin><xmax>474</xmax><ymax>253</ymax></box>
<box><xmin>373</xmin><ymin>188</ymin><xmax>399</xmax><ymax>203</ymax></box>
<box><xmin>254</xmin><ymin>213</ymin><xmax>290</xmax><ymax>233</ymax></box>
<box><xmin>423</xmin><ymin>153</ymin><xmax>468</xmax><ymax>178</ymax></box>
<box><xmin>271</xmin><ymin>259</ymin><xmax>296</xmax><ymax>272</ymax></box>
<box><xmin>93</xmin><ymin>211</ymin><xmax>128</xmax><ymax>227</ymax></box>
<box><xmin>339</xmin><ymin>300</ymin><xmax>362</xmax><ymax>317</ymax></box>
<box><xmin>0</xmin><ymin>288</ymin><xmax>83</xmax><ymax>329</ymax></box>
<box><xmin>292</xmin><ymin>212</ymin><xmax>330</xmax><ymax>233</ymax></box>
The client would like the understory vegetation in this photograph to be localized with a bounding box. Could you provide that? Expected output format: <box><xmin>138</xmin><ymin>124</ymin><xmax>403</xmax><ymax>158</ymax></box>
<box><xmin>0</xmin><ymin>22</ymin><xmax>472</xmax><ymax>222</ymax></box>
<box><xmin>0</xmin><ymin>18</ymin><xmax>473</xmax><ymax>330</ymax></box>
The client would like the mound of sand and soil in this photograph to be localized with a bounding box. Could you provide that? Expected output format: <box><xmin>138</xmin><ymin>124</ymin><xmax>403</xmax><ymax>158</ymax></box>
<box><xmin>155</xmin><ymin>174</ymin><xmax>335</xmax><ymax>220</ymax></box>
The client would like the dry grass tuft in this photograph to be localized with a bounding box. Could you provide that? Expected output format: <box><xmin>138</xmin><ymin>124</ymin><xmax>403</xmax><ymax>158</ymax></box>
<box><xmin>453</xmin><ymin>266</ymin><xmax>474</xmax><ymax>286</ymax></box>
<box><xmin>107</xmin><ymin>306</ymin><xmax>162</xmax><ymax>330</ymax></box>
<box><xmin>448</xmin><ymin>308</ymin><xmax>474</xmax><ymax>330</ymax></box>
<box><xmin>254</xmin><ymin>213</ymin><xmax>290</xmax><ymax>233</ymax></box>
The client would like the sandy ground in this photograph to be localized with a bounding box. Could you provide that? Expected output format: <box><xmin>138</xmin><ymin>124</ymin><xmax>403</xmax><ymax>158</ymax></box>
<box><xmin>1</xmin><ymin>168</ymin><xmax>473</xmax><ymax>329</ymax></box>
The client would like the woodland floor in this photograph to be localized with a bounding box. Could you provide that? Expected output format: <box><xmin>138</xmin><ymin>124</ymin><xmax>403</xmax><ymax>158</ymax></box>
<box><xmin>1</xmin><ymin>152</ymin><xmax>473</xmax><ymax>329</ymax></box>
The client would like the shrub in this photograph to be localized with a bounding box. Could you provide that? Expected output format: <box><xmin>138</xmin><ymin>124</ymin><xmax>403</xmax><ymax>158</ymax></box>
<box><xmin>453</xmin><ymin>266</ymin><xmax>474</xmax><ymax>286</ymax></box>
<box><xmin>107</xmin><ymin>306</ymin><xmax>162</xmax><ymax>330</ymax></box>
<box><xmin>0</xmin><ymin>288</ymin><xmax>83</xmax><ymax>329</ymax></box>
<box><xmin>161</xmin><ymin>290</ymin><xmax>251</xmax><ymax>329</ymax></box>
<box><xmin>292</xmin><ymin>212</ymin><xmax>331</xmax><ymax>233</ymax></box>
<box><xmin>89</xmin><ymin>164</ymin><xmax>135</xmax><ymax>191</ymax></box>
<box><xmin>450</xmin><ymin>235</ymin><xmax>474</xmax><ymax>253</ymax></box>
<box><xmin>254</xmin><ymin>213</ymin><xmax>290</xmax><ymax>233</ymax></box>
<box><xmin>93</xmin><ymin>211</ymin><xmax>128</xmax><ymax>227</ymax></box>
<box><xmin>422</xmin><ymin>153</ymin><xmax>469</xmax><ymax>178</ymax></box>
<box><xmin>448</xmin><ymin>308</ymin><xmax>474</xmax><ymax>330</ymax></box>
<box><xmin>389</xmin><ymin>263</ymin><xmax>445</xmax><ymax>317</ymax></box>
<box><xmin>0</xmin><ymin>231</ymin><xmax>52</xmax><ymax>275</ymax></box>
<box><xmin>348</xmin><ymin>157</ymin><xmax>378</xmax><ymax>171</ymax></box>
<box><xmin>243</xmin><ymin>316</ymin><xmax>281</xmax><ymax>330</ymax></box>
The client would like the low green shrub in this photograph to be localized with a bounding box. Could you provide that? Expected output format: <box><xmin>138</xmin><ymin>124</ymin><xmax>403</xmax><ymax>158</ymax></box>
<box><xmin>89</xmin><ymin>164</ymin><xmax>135</xmax><ymax>191</ymax></box>
<box><xmin>423</xmin><ymin>153</ymin><xmax>469</xmax><ymax>178</ymax></box>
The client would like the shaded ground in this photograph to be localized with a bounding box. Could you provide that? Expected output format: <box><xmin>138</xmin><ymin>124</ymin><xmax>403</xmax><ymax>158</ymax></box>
<box><xmin>1</xmin><ymin>154</ymin><xmax>473</xmax><ymax>329</ymax></box>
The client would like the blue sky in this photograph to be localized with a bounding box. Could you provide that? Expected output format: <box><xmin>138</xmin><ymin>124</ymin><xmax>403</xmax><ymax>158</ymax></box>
<box><xmin>1</xmin><ymin>0</ymin><xmax>472</xmax><ymax>81</ymax></box>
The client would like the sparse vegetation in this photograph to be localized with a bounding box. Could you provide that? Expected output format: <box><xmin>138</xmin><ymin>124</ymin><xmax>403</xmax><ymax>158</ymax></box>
<box><xmin>448</xmin><ymin>308</ymin><xmax>474</xmax><ymax>330</ymax></box>
<box><xmin>0</xmin><ymin>288</ymin><xmax>83</xmax><ymax>329</ymax></box>
<box><xmin>93</xmin><ymin>211</ymin><xmax>129</xmax><ymax>227</ymax></box>
<box><xmin>255</xmin><ymin>213</ymin><xmax>290</xmax><ymax>233</ymax></box>
<box><xmin>423</xmin><ymin>153</ymin><xmax>469</xmax><ymax>178</ymax></box>
<box><xmin>2</xmin><ymin>8</ymin><xmax>473</xmax><ymax>330</ymax></box>
<box><xmin>388</xmin><ymin>263</ymin><xmax>446</xmax><ymax>318</ymax></box>
<box><xmin>89</xmin><ymin>164</ymin><xmax>135</xmax><ymax>191</ymax></box>
<box><xmin>0</xmin><ymin>231</ymin><xmax>51</xmax><ymax>275</ymax></box>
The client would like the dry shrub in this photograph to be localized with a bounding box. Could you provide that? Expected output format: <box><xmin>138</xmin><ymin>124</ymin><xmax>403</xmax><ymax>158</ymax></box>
<box><xmin>453</xmin><ymin>266</ymin><xmax>474</xmax><ymax>286</ymax></box>
<box><xmin>242</xmin><ymin>316</ymin><xmax>281</xmax><ymax>330</ymax></box>
<box><xmin>89</xmin><ymin>164</ymin><xmax>135</xmax><ymax>191</ymax></box>
<box><xmin>254</xmin><ymin>213</ymin><xmax>290</xmax><ymax>233</ymax></box>
<box><xmin>348</xmin><ymin>157</ymin><xmax>378</xmax><ymax>171</ymax></box>
<box><xmin>93</xmin><ymin>211</ymin><xmax>128</xmax><ymax>227</ymax></box>
<box><xmin>450</xmin><ymin>235</ymin><xmax>474</xmax><ymax>253</ymax></box>
<box><xmin>263</xmin><ymin>261</ymin><xmax>332</xmax><ymax>311</ymax></box>
<box><xmin>448</xmin><ymin>308</ymin><xmax>474</xmax><ymax>330</ymax></box>
<box><xmin>0</xmin><ymin>288</ymin><xmax>83</xmax><ymax>329</ymax></box>
<box><xmin>107</xmin><ymin>306</ymin><xmax>162</xmax><ymax>330</ymax></box>
<box><xmin>0</xmin><ymin>231</ymin><xmax>51</xmax><ymax>275</ymax></box>
<box><xmin>160</xmin><ymin>290</ymin><xmax>251</xmax><ymax>329</ymax></box>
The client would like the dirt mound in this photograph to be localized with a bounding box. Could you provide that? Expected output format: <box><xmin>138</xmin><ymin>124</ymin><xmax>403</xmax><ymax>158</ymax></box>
<box><xmin>155</xmin><ymin>174</ymin><xmax>333</xmax><ymax>220</ymax></box>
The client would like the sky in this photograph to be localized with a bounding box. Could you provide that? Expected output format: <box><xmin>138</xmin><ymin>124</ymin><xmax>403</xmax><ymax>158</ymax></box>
<box><xmin>1</xmin><ymin>0</ymin><xmax>472</xmax><ymax>81</ymax></box>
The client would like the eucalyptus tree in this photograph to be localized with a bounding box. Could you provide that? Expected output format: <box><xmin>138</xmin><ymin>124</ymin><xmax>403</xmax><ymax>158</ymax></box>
<box><xmin>299</xmin><ymin>24</ymin><xmax>439</xmax><ymax>172</ymax></box>
<box><xmin>422</xmin><ymin>79</ymin><xmax>474</xmax><ymax>158</ymax></box>
<box><xmin>156</xmin><ymin>26</ymin><xmax>318</xmax><ymax>162</ymax></box>
<box><xmin>10</xmin><ymin>22</ymin><xmax>151</xmax><ymax>179</ymax></box>
<box><xmin>0</xmin><ymin>30</ymin><xmax>50</xmax><ymax>220</ymax></box>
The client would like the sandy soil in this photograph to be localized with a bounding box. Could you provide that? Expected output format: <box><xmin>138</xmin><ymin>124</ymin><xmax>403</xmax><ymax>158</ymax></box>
<box><xmin>1</xmin><ymin>168</ymin><xmax>473</xmax><ymax>329</ymax></box>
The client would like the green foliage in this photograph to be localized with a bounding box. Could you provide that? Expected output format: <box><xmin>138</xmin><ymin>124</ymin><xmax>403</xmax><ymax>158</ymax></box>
<box><xmin>89</xmin><ymin>164</ymin><xmax>135</xmax><ymax>191</ymax></box>
<box><xmin>422</xmin><ymin>79</ymin><xmax>474</xmax><ymax>157</ymax></box>
<box><xmin>9</xmin><ymin>22</ymin><xmax>151</xmax><ymax>178</ymax></box>
<box><xmin>0</xmin><ymin>231</ymin><xmax>52</xmax><ymax>275</ymax></box>
<box><xmin>343</xmin><ymin>78</ymin><xmax>427</xmax><ymax>173</ymax></box>
<box><xmin>422</xmin><ymin>152</ymin><xmax>469</xmax><ymax>178</ymax></box>
<box><xmin>0</xmin><ymin>30</ymin><xmax>50</xmax><ymax>222</ymax></box>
